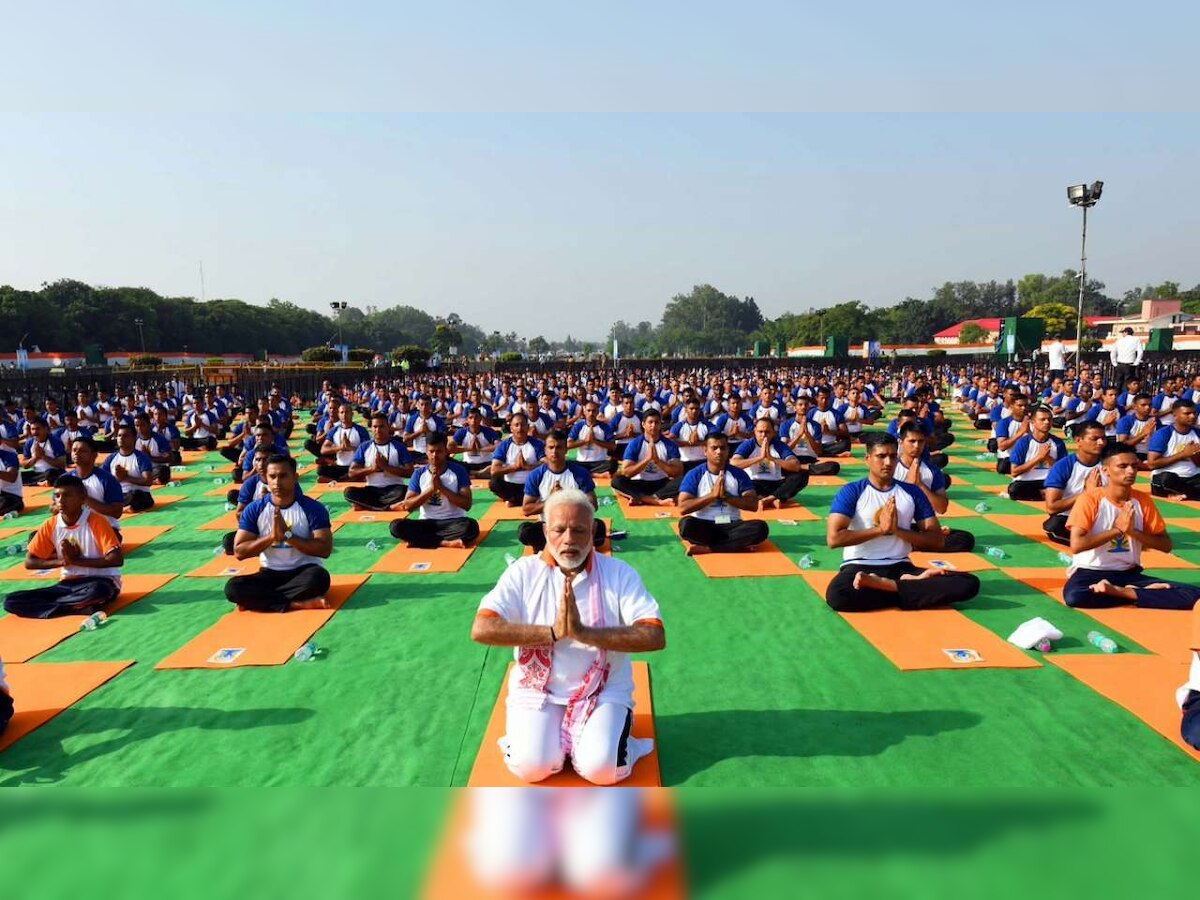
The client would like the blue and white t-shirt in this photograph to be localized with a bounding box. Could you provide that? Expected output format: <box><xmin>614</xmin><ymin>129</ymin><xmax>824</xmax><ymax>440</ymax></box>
<box><xmin>621</xmin><ymin>436</ymin><xmax>680</xmax><ymax>482</ymax></box>
<box><xmin>567</xmin><ymin>420</ymin><xmax>613</xmax><ymax>464</ymax></box>
<box><xmin>829</xmin><ymin>479</ymin><xmax>935</xmax><ymax>567</ymax></box>
<box><xmin>1044</xmin><ymin>453</ymin><xmax>1103</xmax><ymax>500</ymax></box>
<box><xmin>66</xmin><ymin>465</ymin><xmax>125</xmax><ymax>527</ymax></box>
<box><xmin>1147</xmin><ymin>425</ymin><xmax>1200</xmax><ymax>477</ymax></box>
<box><xmin>807</xmin><ymin>407</ymin><xmax>846</xmax><ymax>445</ymax></box>
<box><xmin>0</xmin><ymin>448</ymin><xmax>22</xmax><ymax>499</ymax></box>
<box><xmin>1009</xmin><ymin>433</ymin><xmax>1067</xmax><ymax>482</ymax></box>
<box><xmin>407</xmin><ymin>462</ymin><xmax>471</xmax><ymax>520</ymax></box>
<box><xmin>1115</xmin><ymin>413</ymin><xmax>1156</xmax><ymax>454</ymax></box>
<box><xmin>327</xmin><ymin>423</ymin><xmax>371</xmax><ymax>466</ymax></box>
<box><xmin>523</xmin><ymin>463</ymin><xmax>597</xmax><ymax>518</ymax></box>
<box><xmin>351</xmin><ymin>438</ymin><xmax>412</xmax><ymax>487</ymax></box>
<box><xmin>236</xmin><ymin>473</ymin><xmax>306</xmax><ymax>507</ymax></box>
<box><xmin>22</xmin><ymin>434</ymin><xmax>67</xmax><ymax>473</ymax></box>
<box><xmin>403</xmin><ymin>413</ymin><xmax>445</xmax><ymax>455</ymax></box>
<box><xmin>238</xmin><ymin>495</ymin><xmax>331</xmax><ymax>570</ymax></box>
<box><xmin>893</xmin><ymin>457</ymin><xmax>948</xmax><ymax>493</ymax></box>
<box><xmin>452</xmin><ymin>425</ymin><xmax>500</xmax><ymax>464</ymax></box>
<box><xmin>678</xmin><ymin>465</ymin><xmax>755</xmax><ymax>522</ymax></box>
<box><xmin>492</xmin><ymin>437</ymin><xmax>545</xmax><ymax>485</ymax></box>
<box><xmin>669</xmin><ymin>418</ymin><xmax>713</xmax><ymax>463</ymax></box>
<box><xmin>732</xmin><ymin>438</ymin><xmax>796</xmax><ymax>482</ymax></box>
<box><xmin>101</xmin><ymin>449</ymin><xmax>155</xmax><ymax>496</ymax></box>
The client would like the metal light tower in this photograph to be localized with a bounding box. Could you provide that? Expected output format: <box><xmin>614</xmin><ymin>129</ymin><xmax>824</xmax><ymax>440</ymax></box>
<box><xmin>1067</xmin><ymin>181</ymin><xmax>1103</xmax><ymax>355</ymax></box>
<box><xmin>134</xmin><ymin>318</ymin><xmax>146</xmax><ymax>353</ymax></box>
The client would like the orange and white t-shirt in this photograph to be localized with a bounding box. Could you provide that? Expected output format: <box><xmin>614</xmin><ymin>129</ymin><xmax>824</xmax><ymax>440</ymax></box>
<box><xmin>1065</xmin><ymin>488</ymin><xmax>1165</xmax><ymax>572</ymax></box>
<box><xmin>27</xmin><ymin>507</ymin><xmax>122</xmax><ymax>587</ymax></box>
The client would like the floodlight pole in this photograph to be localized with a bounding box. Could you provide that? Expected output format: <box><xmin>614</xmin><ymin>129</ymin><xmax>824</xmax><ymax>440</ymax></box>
<box><xmin>1076</xmin><ymin>202</ymin><xmax>1088</xmax><ymax>358</ymax></box>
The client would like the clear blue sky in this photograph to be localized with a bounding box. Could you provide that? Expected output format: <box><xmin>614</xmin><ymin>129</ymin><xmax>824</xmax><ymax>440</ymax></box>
<box><xmin>1</xmin><ymin>4</ymin><xmax>1197</xmax><ymax>340</ymax></box>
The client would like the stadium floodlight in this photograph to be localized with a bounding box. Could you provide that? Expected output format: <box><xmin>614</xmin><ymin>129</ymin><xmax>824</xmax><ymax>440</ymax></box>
<box><xmin>1066</xmin><ymin>180</ymin><xmax>1104</xmax><ymax>358</ymax></box>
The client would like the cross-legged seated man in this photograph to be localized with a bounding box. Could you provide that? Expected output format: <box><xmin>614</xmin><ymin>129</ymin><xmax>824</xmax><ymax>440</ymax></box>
<box><xmin>102</xmin><ymin>423</ymin><xmax>156</xmax><ymax>512</ymax></box>
<box><xmin>732</xmin><ymin>418</ymin><xmax>809</xmax><ymax>509</ymax></box>
<box><xmin>133</xmin><ymin>413</ymin><xmax>173</xmax><ymax>485</ymax></box>
<box><xmin>225</xmin><ymin>455</ymin><xmax>333</xmax><ymax>612</ymax></box>
<box><xmin>567</xmin><ymin>401</ymin><xmax>617</xmax><ymax>476</ymax></box>
<box><xmin>785</xmin><ymin>395</ymin><xmax>841</xmax><ymax>476</ymax></box>
<box><xmin>221</xmin><ymin>445</ymin><xmax>308</xmax><ymax>555</ymax></box>
<box><xmin>343</xmin><ymin>413</ymin><xmax>413</xmax><ymax>511</ymax></box>
<box><xmin>895</xmin><ymin>422</ymin><xmax>975</xmax><ymax>552</ymax></box>
<box><xmin>489</xmin><ymin>412</ymin><xmax>546</xmax><ymax>506</ymax></box>
<box><xmin>677</xmin><ymin>433</ymin><xmax>767</xmax><ymax>555</ymax></box>
<box><xmin>1062</xmin><ymin>443</ymin><xmax>1200</xmax><ymax>610</ymax></box>
<box><xmin>3</xmin><ymin>475</ymin><xmax>123</xmax><ymax>618</ymax></box>
<box><xmin>1041</xmin><ymin>421</ymin><xmax>1106</xmax><ymax>545</ymax></box>
<box><xmin>470</xmin><ymin>489</ymin><xmax>665</xmax><ymax>785</ymax></box>
<box><xmin>808</xmin><ymin>388</ymin><xmax>851</xmax><ymax>457</ymax></box>
<box><xmin>824</xmin><ymin>433</ymin><xmax>981</xmax><ymax>612</ymax></box>
<box><xmin>318</xmin><ymin>405</ymin><xmax>369</xmax><ymax>483</ymax></box>
<box><xmin>19</xmin><ymin>418</ymin><xmax>67</xmax><ymax>486</ymax></box>
<box><xmin>519</xmin><ymin>430</ymin><xmax>606</xmax><ymax>552</ymax></box>
<box><xmin>0</xmin><ymin>443</ymin><xmax>24</xmax><ymax>517</ymax></box>
<box><xmin>1146</xmin><ymin>398</ymin><xmax>1200</xmax><ymax>500</ymax></box>
<box><xmin>389</xmin><ymin>433</ymin><xmax>480</xmax><ymax>548</ymax></box>
<box><xmin>1005</xmin><ymin>405</ymin><xmax>1066</xmax><ymax>501</ymax></box>
<box><xmin>451</xmin><ymin>409</ymin><xmax>501</xmax><ymax>478</ymax></box>
<box><xmin>610</xmin><ymin>409</ymin><xmax>683</xmax><ymax>506</ymax></box>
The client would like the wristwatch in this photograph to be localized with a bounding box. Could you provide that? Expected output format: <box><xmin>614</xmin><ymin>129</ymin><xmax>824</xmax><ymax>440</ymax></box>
<box><xmin>283</xmin><ymin>529</ymin><xmax>294</xmax><ymax>541</ymax></box>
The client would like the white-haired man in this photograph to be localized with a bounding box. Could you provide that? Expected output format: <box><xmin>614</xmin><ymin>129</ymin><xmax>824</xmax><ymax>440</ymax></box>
<box><xmin>471</xmin><ymin>489</ymin><xmax>665</xmax><ymax>785</ymax></box>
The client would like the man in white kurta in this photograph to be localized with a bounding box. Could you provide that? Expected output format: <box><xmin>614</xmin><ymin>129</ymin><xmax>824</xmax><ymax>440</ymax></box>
<box><xmin>472</xmin><ymin>489</ymin><xmax>665</xmax><ymax>785</ymax></box>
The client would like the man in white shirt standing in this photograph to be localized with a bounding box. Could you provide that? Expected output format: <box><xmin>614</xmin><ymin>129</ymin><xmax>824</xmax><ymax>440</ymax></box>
<box><xmin>1110</xmin><ymin>327</ymin><xmax>1144</xmax><ymax>395</ymax></box>
<box><xmin>1046</xmin><ymin>334</ymin><xmax>1067</xmax><ymax>382</ymax></box>
<box><xmin>471</xmin><ymin>489</ymin><xmax>665</xmax><ymax>785</ymax></box>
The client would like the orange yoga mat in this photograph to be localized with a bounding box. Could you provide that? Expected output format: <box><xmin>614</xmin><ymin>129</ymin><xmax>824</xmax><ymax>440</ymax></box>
<box><xmin>155</xmin><ymin>574</ymin><xmax>368</xmax><ymax>669</ymax></box>
<box><xmin>478</xmin><ymin>502</ymin><xmax>529</xmax><ymax>521</ymax></box>
<box><xmin>306</xmin><ymin>481</ymin><xmax>365</xmax><ymax>496</ymax></box>
<box><xmin>19</xmin><ymin>493</ymin><xmax>51</xmax><ymax>512</ymax></box>
<box><xmin>0</xmin><ymin>660</ymin><xmax>135</xmax><ymax>753</ymax></box>
<box><xmin>670</xmin><ymin>523</ymin><xmax>801</xmax><ymax>578</ymax></box>
<box><xmin>155</xmin><ymin>468</ymin><xmax>198</xmax><ymax>484</ymax></box>
<box><xmin>335</xmin><ymin>508</ymin><xmax>410</xmax><ymax>524</ymax></box>
<box><xmin>118</xmin><ymin>525</ymin><xmax>174</xmax><ymax>553</ymax></box>
<box><xmin>909</xmin><ymin>551</ymin><xmax>996</xmax><ymax>572</ymax></box>
<box><xmin>1046</xmin><ymin>654</ymin><xmax>1199</xmax><ymax>760</ymax></box>
<box><xmin>204</xmin><ymin>483</ymin><xmax>238</xmax><ymax>497</ymax></box>
<box><xmin>122</xmin><ymin>494</ymin><xmax>188</xmax><ymax>518</ymax></box>
<box><xmin>198</xmin><ymin>510</ymin><xmax>240</xmax><ymax>531</ymax></box>
<box><xmin>799</xmin><ymin>570</ymin><xmax>1041</xmax><ymax>671</ymax></box>
<box><xmin>805</xmin><ymin>474</ymin><xmax>846</xmax><ymax>487</ymax></box>
<box><xmin>369</xmin><ymin>520</ymin><xmax>495</xmax><ymax>574</ymax></box>
<box><xmin>614</xmin><ymin>495</ymin><xmax>679</xmax><ymax>521</ymax></box>
<box><xmin>421</xmin><ymin>790</ymin><xmax>685</xmax><ymax>900</ymax></box>
<box><xmin>0</xmin><ymin>526</ymin><xmax>30</xmax><ymax>540</ymax></box>
<box><xmin>467</xmin><ymin>661</ymin><xmax>661</xmax><ymax>787</ymax></box>
<box><xmin>742</xmin><ymin>503</ymin><xmax>819</xmax><ymax>522</ymax></box>
<box><xmin>0</xmin><ymin>573</ymin><xmax>177</xmax><ymax>662</ymax></box>
<box><xmin>1003</xmin><ymin>567</ymin><xmax>1195</xmax><ymax>658</ymax></box>
<box><xmin>1165</xmin><ymin>517</ymin><xmax>1200</xmax><ymax>533</ymax></box>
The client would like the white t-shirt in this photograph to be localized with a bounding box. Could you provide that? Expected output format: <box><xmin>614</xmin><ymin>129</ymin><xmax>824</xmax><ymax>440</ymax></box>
<box><xmin>829</xmin><ymin>479</ymin><xmax>936</xmax><ymax>567</ymax></box>
<box><xmin>479</xmin><ymin>553</ymin><xmax>661</xmax><ymax>709</ymax></box>
<box><xmin>1048</xmin><ymin>341</ymin><xmax>1066</xmax><ymax>370</ymax></box>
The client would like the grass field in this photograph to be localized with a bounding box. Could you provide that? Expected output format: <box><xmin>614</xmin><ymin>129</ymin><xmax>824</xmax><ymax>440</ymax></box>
<box><xmin>2</xmin><ymin>410</ymin><xmax>1198</xmax><ymax>790</ymax></box>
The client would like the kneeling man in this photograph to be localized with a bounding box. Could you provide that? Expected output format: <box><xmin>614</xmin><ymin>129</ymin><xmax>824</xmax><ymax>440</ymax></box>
<box><xmin>226</xmin><ymin>455</ymin><xmax>333</xmax><ymax>612</ymax></box>
<box><xmin>471</xmin><ymin>489</ymin><xmax>665</xmax><ymax>785</ymax></box>
<box><xmin>677</xmin><ymin>433</ymin><xmax>767</xmax><ymax>554</ymax></box>
<box><xmin>824</xmin><ymin>433</ymin><xmax>980</xmax><ymax>612</ymax></box>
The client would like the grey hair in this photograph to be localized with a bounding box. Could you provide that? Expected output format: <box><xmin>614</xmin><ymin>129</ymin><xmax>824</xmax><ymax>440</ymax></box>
<box><xmin>543</xmin><ymin>488</ymin><xmax>595</xmax><ymax>525</ymax></box>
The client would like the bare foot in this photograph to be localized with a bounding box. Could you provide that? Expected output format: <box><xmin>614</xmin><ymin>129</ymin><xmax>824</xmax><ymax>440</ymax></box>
<box><xmin>1089</xmin><ymin>579</ymin><xmax>1112</xmax><ymax>595</ymax></box>
<box><xmin>506</xmin><ymin>500</ymin><xmax>520</xmax><ymax>508</ymax></box>
<box><xmin>1169</xmin><ymin>494</ymin><xmax>1188</xmax><ymax>501</ymax></box>
<box><xmin>685</xmin><ymin>543</ymin><xmax>710</xmax><ymax>557</ymax></box>
<box><xmin>1144</xmin><ymin>582</ymin><xmax>1172</xmax><ymax>589</ymax></box>
<box><xmin>760</xmin><ymin>496</ymin><xmax>778</xmax><ymax>510</ymax></box>
<box><xmin>350</xmin><ymin>504</ymin><xmax>364</xmax><ymax>511</ymax></box>
<box><xmin>628</xmin><ymin>494</ymin><xmax>645</xmax><ymax>506</ymax></box>
<box><xmin>440</xmin><ymin>539</ymin><xmax>466</xmax><ymax>549</ymax></box>
<box><xmin>854</xmin><ymin>571</ymin><xmax>899</xmax><ymax>592</ymax></box>
<box><xmin>288</xmin><ymin>597</ymin><xmax>329</xmax><ymax>611</ymax></box>
<box><xmin>900</xmin><ymin>568</ymin><xmax>949</xmax><ymax>580</ymax></box>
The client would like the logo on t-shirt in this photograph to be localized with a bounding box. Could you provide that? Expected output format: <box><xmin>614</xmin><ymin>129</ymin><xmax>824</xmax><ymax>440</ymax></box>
<box><xmin>1108</xmin><ymin>534</ymin><xmax>1130</xmax><ymax>554</ymax></box>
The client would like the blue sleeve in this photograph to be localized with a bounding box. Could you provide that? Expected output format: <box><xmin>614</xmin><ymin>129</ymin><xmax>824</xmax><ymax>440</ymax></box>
<box><xmin>576</xmin><ymin>467</ymin><xmax>596</xmax><ymax>494</ymax></box>
<box><xmin>905</xmin><ymin>483</ymin><xmax>936</xmax><ymax>521</ymax></box>
<box><xmin>529</xmin><ymin>438</ymin><xmax>545</xmax><ymax>458</ymax></box>
<box><xmin>713</xmin><ymin>414</ymin><xmax>728</xmax><ymax>431</ymax></box>
<box><xmin>100</xmin><ymin>452</ymin><xmax>116</xmax><ymax>473</ymax></box>
<box><xmin>668</xmin><ymin>421</ymin><xmax>683</xmax><ymax>438</ymax></box>
<box><xmin>662</xmin><ymin>440</ymin><xmax>680</xmax><ymax>460</ymax></box>
<box><xmin>135</xmin><ymin>451</ymin><xmax>153</xmax><ymax>471</ymax></box>
<box><xmin>993</xmin><ymin>420</ymin><xmax>1006</xmax><ymax>439</ymax></box>
<box><xmin>408</xmin><ymin>468</ymin><xmax>423</xmax><ymax>493</ymax></box>
<box><xmin>772</xmin><ymin>440</ymin><xmax>795</xmax><ymax>460</ymax></box>
<box><xmin>731</xmin><ymin>466</ymin><xmax>754</xmax><ymax>494</ymax></box>
<box><xmin>623</xmin><ymin>438</ymin><xmax>640</xmax><ymax>461</ymax></box>
<box><xmin>927</xmin><ymin>465</ymin><xmax>947</xmax><ymax>493</ymax></box>
<box><xmin>1044</xmin><ymin>457</ymin><xmax>1072</xmax><ymax>491</ymax></box>
<box><xmin>678</xmin><ymin>465</ymin><xmax>703</xmax><ymax>496</ymax></box>
<box><xmin>491</xmin><ymin>439</ymin><xmax>509</xmax><ymax>461</ymax></box>
<box><xmin>1115</xmin><ymin>414</ymin><xmax>1132</xmax><ymax>437</ymax></box>
<box><xmin>1147</xmin><ymin>427</ymin><xmax>1171</xmax><ymax>454</ymax></box>
<box><xmin>829</xmin><ymin>481</ymin><xmax>863</xmax><ymax>519</ymax></box>
<box><xmin>50</xmin><ymin>436</ymin><xmax>66</xmax><ymax>457</ymax></box>
<box><xmin>1009</xmin><ymin>435</ymin><xmax>1028</xmax><ymax>466</ymax></box>
<box><xmin>237</xmin><ymin>477</ymin><xmax>256</xmax><ymax>506</ymax></box>
<box><xmin>832</xmin><ymin>409</ymin><xmax>845</xmax><ymax>424</ymax></box>
<box><xmin>1052</xmin><ymin>437</ymin><xmax>1068</xmax><ymax>457</ymax></box>
<box><xmin>351</xmin><ymin>442</ymin><xmax>368</xmax><ymax>466</ymax></box>
<box><xmin>303</xmin><ymin>497</ymin><xmax>332</xmax><ymax>531</ymax></box>
<box><xmin>392</xmin><ymin>440</ymin><xmax>412</xmax><ymax>464</ymax></box>
<box><xmin>523</xmin><ymin>465</ymin><xmax>545</xmax><ymax>497</ymax></box>
<box><xmin>449</xmin><ymin>463</ymin><xmax>470</xmax><ymax>491</ymax></box>
<box><xmin>238</xmin><ymin>500</ymin><xmax>263</xmax><ymax>534</ymax></box>
<box><xmin>101</xmin><ymin>471</ymin><xmax>124</xmax><ymax>504</ymax></box>
<box><xmin>732</xmin><ymin>438</ymin><xmax>754</xmax><ymax>458</ymax></box>
<box><xmin>453</xmin><ymin>427</ymin><xmax>469</xmax><ymax>443</ymax></box>
<box><xmin>404</xmin><ymin>413</ymin><xmax>416</xmax><ymax>432</ymax></box>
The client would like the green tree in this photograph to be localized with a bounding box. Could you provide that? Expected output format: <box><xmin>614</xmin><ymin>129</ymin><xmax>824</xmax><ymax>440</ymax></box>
<box><xmin>958</xmin><ymin>322</ymin><xmax>991</xmax><ymax>344</ymax></box>
<box><xmin>527</xmin><ymin>336</ymin><xmax>550</xmax><ymax>356</ymax></box>
<box><xmin>1023</xmin><ymin>302</ymin><xmax>1076</xmax><ymax>336</ymax></box>
<box><xmin>657</xmin><ymin>284</ymin><xmax>763</xmax><ymax>354</ymax></box>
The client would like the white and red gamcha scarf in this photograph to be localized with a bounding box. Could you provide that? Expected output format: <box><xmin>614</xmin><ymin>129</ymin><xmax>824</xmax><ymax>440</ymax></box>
<box><xmin>515</xmin><ymin>553</ymin><xmax>609</xmax><ymax>755</ymax></box>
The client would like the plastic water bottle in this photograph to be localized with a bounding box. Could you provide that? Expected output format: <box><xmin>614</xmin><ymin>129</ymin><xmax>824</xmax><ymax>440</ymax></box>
<box><xmin>206</xmin><ymin>465</ymin><xmax>216</xmax><ymax>472</ymax></box>
<box><xmin>797</xmin><ymin>554</ymin><xmax>815</xmax><ymax>569</ymax></box>
<box><xmin>365</xmin><ymin>539</ymin><xmax>381</xmax><ymax>552</ymax></box>
<box><xmin>599</xmin><ymin>496</ymin><xmax>614</xmax><ymax>507</ymax></box>
<box><xmin>973</xmin><ymin>502</ymin><xmax>990</xmax><ymax>513</ymax></box>
<box><xmin>5</xmin><ymin>544</ymin><xmax>21</xmax><ymax>557</ymax></box>
<box><xmin>212</xmin><ymin>477</ymin><xmax>225</xmax><ymax>485</ymax></box>
<box><xmin>224</xmin><ymin>502</ymin><xmax>236</xmax><ymax>512</ymax></box>
<box><xmin>984</xmin><ymin>546</ymin><xmax>1006</xmax><ymax>559</ymax></box>
<box><xmin>293</xmin><ymin>640</ymin><xmax>319</xmax><ymax>662</ymax></box>
<box><xmin>1</xmin><ymin>510</ymin><xmax>18</xmax><ymax>521</ymax></box>
<box><xmin>1034</xmin><ymin>638</ymin><xmax>1054</xmax><ymax>653</ymax></box>
<box><xmin>212</xmin><ymin>546</ymin><xmax>224</xmax><ymax>556</ymax></box>
<box><xmin>609</xmin><ymin>530</ymin><xmax>627</xmax><ymax>541</ymax></box>
<box><xmin>1057</xmin><ymin>552</ymin><xmax>1073</xmax><ymax>566</ymax></box>
<box><xmin>1088</xmin><ymin>630</ymin><xmax>1118</xmax><ymax>653</ymax></box>
<box><xmin>503</xmin><ymin>552</ymin><xmax>518</xmax><ymax>567</ymax></box>
<box><xmin>79</xmin><ymin>611</ymin><xmax>108</xmax><ymax>632</ymax></box>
